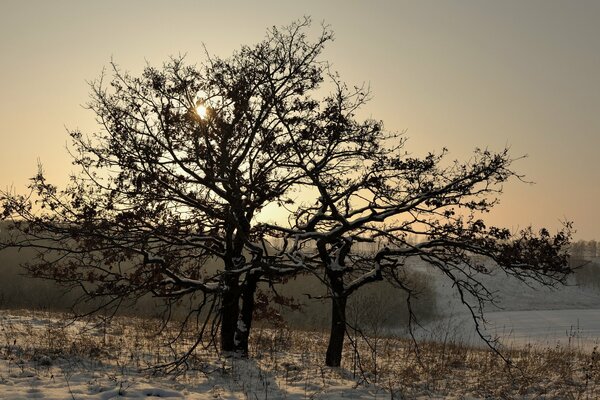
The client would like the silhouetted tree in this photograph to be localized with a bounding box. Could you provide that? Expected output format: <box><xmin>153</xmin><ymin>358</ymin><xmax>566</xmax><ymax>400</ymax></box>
<box><xmin>1</xmin><ymin>19</ymin><xmax>335</xmax><ymax>364</ymax></box>
<box><xmin>264</xmin><ymin>110</ymin><xmax>572</xmax><ymax>366</ymax></box>
<box><xmin>1</xmin><ymin>18</ymin><xmax>572</xmax><ymax>370</ymax></box>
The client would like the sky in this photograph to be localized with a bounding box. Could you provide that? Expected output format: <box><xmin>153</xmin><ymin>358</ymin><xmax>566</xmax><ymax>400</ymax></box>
<box><xmin>1</xmin><ymin>0</ymin><xmax>599</xmax><ymax>239</ymax></box>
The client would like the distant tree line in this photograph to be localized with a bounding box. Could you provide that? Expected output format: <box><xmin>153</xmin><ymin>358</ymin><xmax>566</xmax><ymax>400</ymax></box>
<box><xmin>569</xmin><ymin>240</ymin><xmax>600</xmax><ymax>289</ymax></box>
<box><xmin>569</xmin><ymin>240</ymin><xmax>599</xmax><ymax>262</ymax></box>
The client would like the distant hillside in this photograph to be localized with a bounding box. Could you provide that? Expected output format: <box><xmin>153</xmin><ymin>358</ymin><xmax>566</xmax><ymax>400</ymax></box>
<box><xmin>0</xmin><ymin>222</ymin><xmax>437</xmax><ymax>329</ymax></box>
<box><xmin>424</xmin><ymin>262</ymin><xmax>600</xmax><ymax>314</ymax></box>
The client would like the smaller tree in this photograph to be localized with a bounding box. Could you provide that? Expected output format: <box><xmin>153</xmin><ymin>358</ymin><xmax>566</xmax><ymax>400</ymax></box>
<box><xmin>263</xmin><ymin>76</ymin><xmax>572</xmax><ymax>367</ymax></box>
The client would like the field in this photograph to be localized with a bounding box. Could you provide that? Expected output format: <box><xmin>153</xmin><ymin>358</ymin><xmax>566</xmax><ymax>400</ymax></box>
<box><xmin>0</xmin><ymin>307</ymin><xmax>599</xmax><ymax>399</ymax></box>
<box><xmin>418</xmin><ymin>270</ymin><xmax>600</xmax><ymax>351</ymax></box>
<box><xmin>1</xmin><ymin>260</ymin><xmax>600</xmax><ymax>398</ymax></box>
<box><xmin>2</xmin><ymin>251</ymin><xmax>600</xmax><ymax>398</ymax></box>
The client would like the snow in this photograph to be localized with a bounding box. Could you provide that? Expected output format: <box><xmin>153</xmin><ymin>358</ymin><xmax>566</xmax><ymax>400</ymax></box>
<box><xmin>489</xmin><ymin>308</ymin><xmax>600</xmax><ymax>348</ymax></box>
<box><xmin>415</xmin><ymin>308</ymin><xmax>600</xmax><ymax>353</ymax></box>
<box><xmin>344</xmin><ymin>268</ymin><xmax>378</xmax><ymax>291</ymax></box>
<box><xmin>0</xmin><ymin>306</ymin><xmax>598</xmax><ymax>399</ymax></box>
<box><xmin>407</xmin><ymin>262</ymin><xmax>600</xmax><ymax>350</ymax></box>
<box><xmin>0</xmin><ymin>311</ymin><xmax>390</xmax><ymax>400</ymax></box>
<box><xmin>1</xmin><ymin>261</ymin><xmax>600</xmax><ymax>398</ymax></box>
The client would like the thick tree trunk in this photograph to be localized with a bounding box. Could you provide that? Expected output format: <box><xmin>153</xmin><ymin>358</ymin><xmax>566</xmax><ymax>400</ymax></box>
<box><xmin>220</xmin><ymin>277</ymin><xmax>240</xmax><ymax>353</ymax></box>
<box><xmin>321</xmin><ymin>238</ymin><xmax>354</xmax><ymax>367</ymax></box>
<box><xmin>326</xmin><ymin>294</ymin><xmax>347</xmax><ymax>367</ymax></box>
<box><xmin>325</xmin><ymin>269</ymin><xmax>347</xmax><ymax>367</ymax></box>
<box><xmin>234</xmin><ymin>272</ymin><xmax>259</xmax><ymax>356</ymax></box>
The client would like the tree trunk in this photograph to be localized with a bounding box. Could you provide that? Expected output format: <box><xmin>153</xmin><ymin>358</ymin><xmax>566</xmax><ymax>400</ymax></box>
<box><xmin>321</xmin><ymin>237</ymin><xmax>354</xmax><ymax>367</ymax></box>
<box><xmin>326</xmin><ymin>293</ymin><xmax>347</xmax><ymax>367</ymax></box>
<box><xmin>234</xmin><ymin>272</ymin><xmax>259</xmax><ymax>356</ymax></box>
<box><xmin>326</xmin><ymin>269</ymin><xmax>347</xmax><ymax>367</ymax></box>
<box><xmin>220</xmin><ymin>277</ymin><xmax>240</xmax><ymax>353</ymax></box>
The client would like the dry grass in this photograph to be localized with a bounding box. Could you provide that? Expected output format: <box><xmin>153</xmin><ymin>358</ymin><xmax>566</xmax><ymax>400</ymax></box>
<box><xmin>249</xmin><ymin>325</ymin><xmax>600</xmax><ymax>399</ymax></box>
<box><xmin>1</xmin><ymin>308</ymin><xmax>599</xmax><ymax>399</ymax></box>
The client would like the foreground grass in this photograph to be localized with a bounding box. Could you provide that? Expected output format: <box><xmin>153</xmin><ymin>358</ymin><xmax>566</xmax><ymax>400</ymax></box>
<box><xmin>0</xmin><ymin>309</ymin><xmax>598</xmax><ymax>399</ymax></box>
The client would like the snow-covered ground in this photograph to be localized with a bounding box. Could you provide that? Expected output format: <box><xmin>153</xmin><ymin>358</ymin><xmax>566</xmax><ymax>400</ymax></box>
<box><xmin>486</xmin><ymin>308</ymin><xmax>600</xmax><ymax>349</ymax></box>
<box><xmin>412</xmin><ymin>263</ymin><xmax>600</xmax><ymax>350</ymax></box>
<box><xmin>0</xmin><ymin>311</ymin><xmax>388</xmax><ymax>400</ymax></box>
<box><xmin>1</xmin><ymin>308</ymin><xmax>599</xmax><ymax>399</ymax></box>
<box><xmin>0</xmin><ymin>357</ymin><xmax>382</xmax><ymax>400</ymax></box>
<box><xmin>1</xmin><ymin>264</ymin><xmax>600</xmax><ymax>399</ymax></box>
<box><xmin>422</xmin><ymin>309</ymin><xmax>600</xmax><ymax>351</ymax></box>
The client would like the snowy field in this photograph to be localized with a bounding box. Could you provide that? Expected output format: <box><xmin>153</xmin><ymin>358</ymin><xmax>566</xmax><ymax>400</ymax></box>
<box><xmin>487</xmin><ymin>308</ymin><xmax>600</xmax><ymax>349</ymax></box>
<box><xmin>0</xmin><ymin>311</ymin><xmax>385</xmax><ymax>400</ymax></box>
<box><xmin>411</xmin><ymin>263</ymin><xmax>600</xmax><ymax>349</ymax></box>
<box><xmin>0</xmin><ymin>309</ymin><xmax>600</xmax><ymax>399</ymax></box>
<box><xmin>1</xmin><ymin>266</ymin><xmax>600</xmax><ymax>399</ymax></box>
<box><xmin>426</xmin><ymin>309</ymin><xmax>600</xmax><ymax>350</ymax></box>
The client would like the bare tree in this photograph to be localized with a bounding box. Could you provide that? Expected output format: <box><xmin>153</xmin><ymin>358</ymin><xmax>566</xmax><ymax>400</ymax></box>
<box><xmin>263</xmin><ymin>77</ymin><xmax>572</xmax><ymax>366</ymax></box>
<box><xmin>1</xmin><ymin>18</ymin><xmax>572</xmax><ymax>371</ymax></box>
<box><xmin>0</xmin><ymin>18</ymin><xmax>334</xmax><ymax>364</ymax></box>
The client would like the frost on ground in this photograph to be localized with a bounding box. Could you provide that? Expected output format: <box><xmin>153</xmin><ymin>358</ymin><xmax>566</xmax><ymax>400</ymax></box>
<box><xmin>408</xmin><ymin>262</ymin><xmax>600</xmax><ymax>348</ymax></box>
<box><xmin>0</xmin><ymin>310</ymin><xmax>372</xmax><ymax>400</ymax></box>
<box><xmin>0</xmin><ymin>310</ymin><xmax>599</xmax><ymax>399</ymax></box>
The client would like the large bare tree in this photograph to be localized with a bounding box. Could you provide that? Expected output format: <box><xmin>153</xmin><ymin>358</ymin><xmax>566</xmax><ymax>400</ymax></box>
<box><xmin>1</xmin><ymin>19</ymin><xmax>334</xmax><ymax>362</ymax></box>
<box><xmin>1</xmin><ymin>18</ymin><xmax>572</xmax><ymax>370</ymax></box>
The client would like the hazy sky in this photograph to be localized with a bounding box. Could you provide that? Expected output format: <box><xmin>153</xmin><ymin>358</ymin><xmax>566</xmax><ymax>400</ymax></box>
<box><xmin>1</xmin><ymin>1</ymin><xmax>599</xmax><ymax>239</ymax></box>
